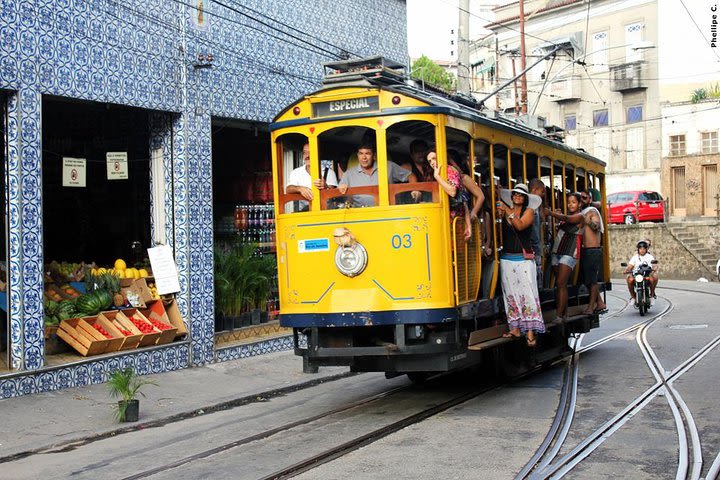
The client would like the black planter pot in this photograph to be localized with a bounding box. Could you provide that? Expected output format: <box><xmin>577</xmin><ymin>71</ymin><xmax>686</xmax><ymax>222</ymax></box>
<box><xmin>260</xmin><ymin>310</ymin><xmax>269</xmax><ymax>324</ymax></box>
<box><xmin>214</xmin><ymin>315</ymin><xmax>225</xmax><ymax>333</ymax></box>
<box><xmin>240</xmin><ymin>311</ymin><xmax>252</xmax><ymax>327</ymax></box>
<box><xmin>251</xmin><ymin>309</ymin><xmax>261</xmax><ymax>325</ymax></box>
<box><xmin>119</xmin><ymin>399</ymin><xmax>139</xmax><ymax>422</ymax></box>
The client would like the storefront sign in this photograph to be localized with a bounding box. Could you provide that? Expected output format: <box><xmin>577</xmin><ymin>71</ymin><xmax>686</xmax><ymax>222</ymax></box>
<box><xmin>312</xmin><ymin>96</ymin><xmax>379</xmax><ymax>118</ymax></box>
<box><xmin>106</xmin><ymin>152</ymin><xmax>129</xmax><ymax>180</ymax></box>
<box><xmin>147</xmin><ymin>245</ymin><xmax>181</xmax><ymax>295</ymax></box>
<box><xmin>62</xmin><ymin>157</ymin><xmax>87</xmax><ymax>187</ymax></box>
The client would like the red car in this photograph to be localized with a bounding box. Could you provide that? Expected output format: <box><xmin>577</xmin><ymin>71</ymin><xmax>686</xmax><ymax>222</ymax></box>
<box><xmin>607</xmin><ymin>191</ymin><xmax>665</xmax><ymax>224</ymax></box>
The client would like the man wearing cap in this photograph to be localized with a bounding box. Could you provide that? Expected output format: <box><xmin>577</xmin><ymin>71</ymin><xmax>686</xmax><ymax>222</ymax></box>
<box><xmin>579</xmin><ymin>191</ymin><xmax>608</xmax><ymax>314</ymax></box>
<box><xmin>496</xmin><ymin>183</ymin><xmax>545</xmax><ymax>347</ymax></box>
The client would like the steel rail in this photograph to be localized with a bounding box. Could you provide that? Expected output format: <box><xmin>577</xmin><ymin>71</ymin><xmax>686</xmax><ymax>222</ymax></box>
<box><xmin>119</xmin><ymin>383</ymin><xmax>414</xmax><ymax>480</ymax></box>
<box><xmin>515</xmin><ymin>336</ymin><xmax>582</xmax><ymax>480</ymax></box>
<box><xmin>537</xmin><ymin>299</ymin><xmax>720</xmax><ymax>480</ymax></box>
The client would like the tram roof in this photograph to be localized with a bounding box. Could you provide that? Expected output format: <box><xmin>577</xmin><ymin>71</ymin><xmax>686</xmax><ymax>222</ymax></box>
<box><xmin>271</xmin><ymin>76</ymin><xmax>605</xmax><ymax>169</ymax></box>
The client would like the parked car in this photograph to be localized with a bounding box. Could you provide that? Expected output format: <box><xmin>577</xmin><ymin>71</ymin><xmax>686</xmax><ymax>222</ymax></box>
<box><xmin>606</xmin><ymin>191</ymin><xmax>665</xmax><ymax>224</ymax></box>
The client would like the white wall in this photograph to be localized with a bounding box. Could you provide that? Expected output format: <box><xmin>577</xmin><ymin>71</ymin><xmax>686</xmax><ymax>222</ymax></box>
<box><xmin>661</xmin><ymin>101</ymin><xmax>720</xmax><ymax>157</ymax></box>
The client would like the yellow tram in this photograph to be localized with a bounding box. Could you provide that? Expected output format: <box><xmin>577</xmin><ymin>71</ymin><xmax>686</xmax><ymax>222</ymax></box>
<box><xmin>270</xmin><ymin>57</ymin><xmax>609</xmax><ymax>376</ymax></box>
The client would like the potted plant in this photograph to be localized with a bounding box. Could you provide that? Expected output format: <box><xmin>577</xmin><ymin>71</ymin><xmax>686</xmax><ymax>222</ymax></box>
<box><xmin>214</xmin><ymin>241</ymin><xmax>277</xmax><ymax>329</ymax></box>
<box><xmin>107</xmin><ymin>367</ymin><xmax>157</xmax><ymax>422</ymax></box>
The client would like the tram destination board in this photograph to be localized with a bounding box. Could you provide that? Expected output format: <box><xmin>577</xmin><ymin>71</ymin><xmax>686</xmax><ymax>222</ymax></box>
<box><xmin>312</xmin><ymin>96</ymin><xmax>379</xmax><ymax>118</ymax></box>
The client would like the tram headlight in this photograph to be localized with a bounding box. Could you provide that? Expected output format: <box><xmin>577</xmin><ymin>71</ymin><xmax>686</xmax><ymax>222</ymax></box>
<box><xmin>334</xmin><ymin>243</ymin><xmax>368</xmax><ymax>277</ymax></box>
<box><xmin>634</xmin><ymin>274</ymin><xmax>644</xmax><ymax>283</ymax></box>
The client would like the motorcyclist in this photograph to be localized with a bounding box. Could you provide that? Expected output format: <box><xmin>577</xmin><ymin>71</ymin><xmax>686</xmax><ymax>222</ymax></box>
<box><xmin>623</xmin><ymin>240</ymin><xmax>658</xmax><ymax>301</ymax></box>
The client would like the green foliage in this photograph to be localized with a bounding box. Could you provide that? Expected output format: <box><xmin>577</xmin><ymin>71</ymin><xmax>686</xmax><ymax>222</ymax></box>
<box><xmin>691</xmin><ymin>88</ymin><xmax>707</xmax><ymax>103</ymax></box>
<box><xmin>107</xmin><ymin>367</ymin><xmax>157</xmax><ymax>421</ymax></box>
<box><xmin>708</xmin><ymin>82</ymin><xmax>720</xmax><ymax>98</ymax></box>
<box><xmin>691</xmin><ymin>84</ymin><xmax>720</xmax><ymax>103</ymax></box>
<box><xmin>214</xmin><ymin>241</ymin><xmax>277</xmax><ymax>317</ymax></box>
<box><xmin>410</xmin><ymin>55</ymin><xmax>456</xmax><ymax>92</ymax></box>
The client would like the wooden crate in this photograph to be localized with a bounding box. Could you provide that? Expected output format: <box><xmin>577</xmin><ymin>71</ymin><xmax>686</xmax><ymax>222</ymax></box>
<box><xmin>81</xmin><ymin>315</ymin><xmax>125</xmax><ymax>352</ymax></box>
<box><xmin>120</xmin><ymin>308</ymin><xmax>161</xmax><ymax>347</ymax></box>
<box><xmin>57</xmin><ymin>317</ymin><xmax>110</xmax><ymax>356</ymax></box>
<box><xmin>144</xmin><ymin>299</ymin><xmax>187</xmax><ymax>340</ymax></box>
<box><xmin>141</xmin><ymin>301</ymin><xmax>179</xmax><ymax>344</ymax></box>
<box><xmin>99</xmin><ymin>311</ymin><xmax>142</xmax><ymax>350</ymax></box>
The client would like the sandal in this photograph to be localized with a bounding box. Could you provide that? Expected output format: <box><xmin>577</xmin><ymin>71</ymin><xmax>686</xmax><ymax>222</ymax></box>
<box><xmin>526</xmin><ymin>336</ymin><xmax>537</xmax><ymax>347</ymax></box>
<box><xmin>594</xmin><ymin>307</ymin><xmax>608</xmax><ymax>315</ymax></box>
<box><xmin>502</xmin><ymin>331</ymin><xmax>521</xmax><ymax>338</ymax></box>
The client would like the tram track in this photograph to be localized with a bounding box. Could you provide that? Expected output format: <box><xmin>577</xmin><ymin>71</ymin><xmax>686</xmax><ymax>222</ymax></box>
<box><xmin>526</xmin><ymin>286</ymin><xmax>720</xmax><ymax>479</ymax></box>
<box><xmin>119</xmin><ymin>291</ymin><xmax>654</xmax><ymax>480</ymax></box>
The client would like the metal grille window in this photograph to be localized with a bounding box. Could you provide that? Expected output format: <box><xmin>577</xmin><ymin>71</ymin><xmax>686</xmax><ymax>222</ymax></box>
<box><xmin>593</xmin><ymin>109</ymin><xmax>609</xmax><ymax>127</ymax></box>
<box><xmin>701</xmin><ymin>131</ymin><xmax>718</xmax><ymax>154</ymax></box>
<box><xmin>669</xmin><ymin>135</ymin><xmax>686</xmax><ymax>156</ymax></box>
<box><xmin>626</xmin><ymin>105</ymin><xmax>643</xmax><ymax>123</ymax></box>
<box><xmin>564</xmin><ymin>115</ymin><xmax>577</xmax><ymax>131</ymax></box>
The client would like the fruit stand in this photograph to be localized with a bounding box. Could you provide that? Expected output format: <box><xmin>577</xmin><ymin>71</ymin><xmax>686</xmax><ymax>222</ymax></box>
<box><xmin>43</xmin><ymin>259</ymin><xmax>186</xmax><ymax>358</ymax></box>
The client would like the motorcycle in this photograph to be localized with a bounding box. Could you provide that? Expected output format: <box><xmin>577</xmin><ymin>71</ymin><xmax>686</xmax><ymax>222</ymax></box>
<box><xmin>621</xmin><ymin>260</ymin><xmax>658</xmax><ymax>316</ymax></box>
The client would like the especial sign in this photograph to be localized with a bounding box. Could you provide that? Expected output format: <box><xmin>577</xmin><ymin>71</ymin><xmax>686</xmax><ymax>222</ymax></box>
<box><xmin>312</xmin><ymin>96</ymin><xmax>379</xmax><ymax>118</ymax></box>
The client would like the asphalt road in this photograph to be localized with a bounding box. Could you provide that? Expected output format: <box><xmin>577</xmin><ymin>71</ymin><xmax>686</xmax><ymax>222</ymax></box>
<box><xmin>3</xmin><ymin>281</ymin><xmax>719</xmax><ymax>479</ymax></box>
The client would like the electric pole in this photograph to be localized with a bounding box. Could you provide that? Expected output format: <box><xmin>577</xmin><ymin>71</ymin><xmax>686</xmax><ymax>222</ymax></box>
<box><xmin>457</xmin><ymin>0</ymin><xmax>471</xmax><ymax>95</ymax></box>
<box><xmin>519</xmin><ymin>0</ymin><xmax>528</xmax><ymax>114</ymax></box>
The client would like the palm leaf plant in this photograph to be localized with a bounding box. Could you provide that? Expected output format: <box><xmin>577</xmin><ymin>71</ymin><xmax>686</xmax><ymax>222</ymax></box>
<box><xmin>107</xmin><ymin>367</ymin><xmax>157</xmax><ymax>422</ymax></box>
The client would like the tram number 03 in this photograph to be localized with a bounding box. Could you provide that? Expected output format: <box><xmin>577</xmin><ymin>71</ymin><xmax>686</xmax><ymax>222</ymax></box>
<box><xmin>391</xmin><ymin>234</ymin><xmax>412</xmax><ymax>249</ymax></box>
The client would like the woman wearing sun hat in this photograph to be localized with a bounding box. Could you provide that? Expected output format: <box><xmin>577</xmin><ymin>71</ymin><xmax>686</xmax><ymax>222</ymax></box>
<box><xmin>496</xmin><ymin>183</ymin><xmax>545</xmax><ymax>347</ymax></box>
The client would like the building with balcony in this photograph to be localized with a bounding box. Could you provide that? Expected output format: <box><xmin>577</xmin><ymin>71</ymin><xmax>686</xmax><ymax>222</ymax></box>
<box><xmin>471</xmin><ymin>0</ymin><xmax>662</xmax><ymax>195</ymax></box>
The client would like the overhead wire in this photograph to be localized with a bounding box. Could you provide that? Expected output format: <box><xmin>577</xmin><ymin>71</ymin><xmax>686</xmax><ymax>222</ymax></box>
<box><xmin>677</xmin><ymin>0</ymin><xmax>720</xmax><ymax>62</ymax></box>
<box><xmin>104</xmin><ymin>0</ymin><xmax>321</xmax><ymax>87</ymax></box>
<box><xmin>214</xmin><ymin>0</ymin><xmax>363</xmax><ymax>59</ymax></box>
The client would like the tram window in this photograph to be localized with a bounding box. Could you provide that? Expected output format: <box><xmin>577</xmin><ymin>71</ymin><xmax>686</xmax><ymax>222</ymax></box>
<box><xmin>565</xmin><ymin>164</ymin><xmax>576</xmax><ymax>195</ymax></box>
<box><xmin>552</xmin><ymin>160</ymin><xmax>565</xmax><ymax>211</ymax></box>
<box><xmin>315</xmin><ymin>126</ymin><xmax>383</xmax><ymax>209</ymax></box>
<box><xmin>526</xmin><ymin>153</ymin><xmax>539</xmax><ymax>182</ymax></box>
<box><xmin>387</xmin><ymin>120</ymin><xmax>437</xmax><ymax>205</ymax></box>
<box><xmin>540</xmin><ymin>157</ymin><xmax>552</xmax><ymax>207</ymax></box>
<box><xmin>473</xmin><ymin>139</ymin><xmax>490</xmax><ymax>186</ymax></box>
<box><xmin>276</xmin><ymin>133</ymin><xmax>311</xmax><ymax>214</ymax></box>
<box><xmin>510</xmin><ymin>149</ymin><xmax>524</xmax><ymax>185</ymax></box>
<box><xmin>576</xmin><ymin>167</ymin><xmax>587</xmax><ymax>193</ymax></box>
<box><xmin>492</xmin><ymin>144</ymin><xmax>508</xmax><ymax>189</ymax></box>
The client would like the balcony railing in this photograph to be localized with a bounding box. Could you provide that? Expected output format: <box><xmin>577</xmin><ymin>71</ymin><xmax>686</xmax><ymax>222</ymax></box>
<box><xmin>609</xmin><ymin>61</ymin><xmax>648</xmax><ymax>92</ymax></box>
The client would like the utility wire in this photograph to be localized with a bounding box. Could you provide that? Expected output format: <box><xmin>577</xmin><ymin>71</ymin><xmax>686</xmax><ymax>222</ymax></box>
<box><xmin>216</xmin><ymin>0</ymin><xmax>362</xmax><ymax>58</ymax></box>
<box><xmin>678</xmin><ymin>0</ymin><xmax>720</xmax><ymax>61</ymax></box>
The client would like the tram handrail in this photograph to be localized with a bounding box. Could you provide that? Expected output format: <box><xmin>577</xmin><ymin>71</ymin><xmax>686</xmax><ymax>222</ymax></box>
<box><xmin>388</xmin><ymin>182</ymin><xmax>439</xmax><ymax>204</ymax></box>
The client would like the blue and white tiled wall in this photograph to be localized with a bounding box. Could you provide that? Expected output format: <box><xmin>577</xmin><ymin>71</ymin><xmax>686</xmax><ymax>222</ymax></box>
<box><xmin>0</xmin><ymin>0</ymin><xmax>408</xmax><ymax>398</ymax></box>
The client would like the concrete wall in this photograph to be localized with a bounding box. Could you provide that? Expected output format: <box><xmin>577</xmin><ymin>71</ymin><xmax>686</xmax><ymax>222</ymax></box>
<box><xmin>608</xmin><ymin>222</ymin><xmax>720</xmax><ymax>280</ymax></box>
<box><xmin>661</xmin><ymin>153</ymin><xmax>720</xmax><ymax>217</ymax></box>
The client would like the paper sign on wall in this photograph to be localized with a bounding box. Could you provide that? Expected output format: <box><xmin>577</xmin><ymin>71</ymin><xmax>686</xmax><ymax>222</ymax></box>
<box><xmin>147</xmin><ymin>245</ymin><xmax>181</xmax><ymax>295</ymax></box>
<box><xmin>106</xmin><ymin>152</ymin><xmax>128</xmax><ymax>180</ymax></box>
<box><xmin>62</xmin><ymin>157</ymin><xmax>87</xmax><ymax>187</ymax></box>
